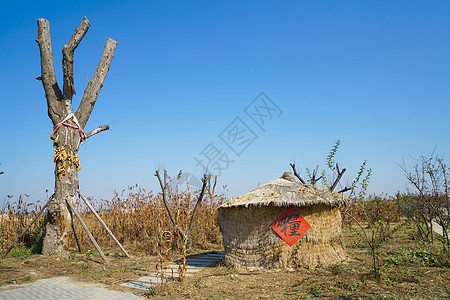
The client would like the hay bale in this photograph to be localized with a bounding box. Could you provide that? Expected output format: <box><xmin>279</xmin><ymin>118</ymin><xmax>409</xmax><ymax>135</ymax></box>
<box><xmin>217</xmin><ymin>173</ymin><xmax>346</xmax><ymax>268</ymax></box>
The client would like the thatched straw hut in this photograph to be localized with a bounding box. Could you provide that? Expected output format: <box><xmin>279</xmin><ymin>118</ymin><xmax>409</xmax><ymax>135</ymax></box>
<box><xmin>217</xmin><ymin>172</ymin><xmax>346</xmax><ymax>269</ymax></box>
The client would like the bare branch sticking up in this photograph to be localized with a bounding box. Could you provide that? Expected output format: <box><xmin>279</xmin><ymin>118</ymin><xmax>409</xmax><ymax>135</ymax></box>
<box><xmin>36</xmin><ymin>19</ymin><xmax>64</xmax><ymax>123</ymax></box>
<box><xmin>186</xmin><ymin>174</ymin><xmax>210</xmax><ymax>238</ymax></box>
<box><xmin>63</xmin><ymin>16</ymin><xmax>90</xmax><ymax>100</ymax></box>
<box><xmin>290</xmin><ymin>163</ymin><xmax>306</xmax><ymax>184</ymax></box>
<box><xmin>311</xmin><ymin>165</ymin><xmax>322</xmax><ymax>185</ymax></box>
<box><xmin>155</xmin><ymin>170</ymin><xmax>187</xmax><ymax>240</ymax></box>
<box><xmin>155</xmin><ymin>170</ymin><xmax>212</xmax><ymax>245</ymax></box>
<box><xmin>207</xmin><ymin>175</ymin><xmax>218</xmax><ymax>200</ymax></box>
<box><xmin>75</xmin><ymin>38</ymin><xmax>117</xmax><ymax>128</ymax></box>
<box><xmin>330</xmin><ymin>162</ymin><xmax>347</xmax><ymax>192</ymax></box>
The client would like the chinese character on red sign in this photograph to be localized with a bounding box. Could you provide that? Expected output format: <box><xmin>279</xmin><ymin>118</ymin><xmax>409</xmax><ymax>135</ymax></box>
<box><xmin>270</xmin><ymin>206</ymin><xmax>310</xmax><ymax>247</ymax></box>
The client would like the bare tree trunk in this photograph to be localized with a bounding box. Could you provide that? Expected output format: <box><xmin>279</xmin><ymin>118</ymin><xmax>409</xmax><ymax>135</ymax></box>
<box><xmin>37</xmin><ymin>17</ymin><xmax>116</xmax><ymax>256</ymax></box>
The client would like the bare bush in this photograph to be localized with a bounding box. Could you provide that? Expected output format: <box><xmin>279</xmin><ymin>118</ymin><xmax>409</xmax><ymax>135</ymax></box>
<box><xmin>399</xmin><ymin>151</ymin><xmax>449</xmax><ymax>254</ymax></box>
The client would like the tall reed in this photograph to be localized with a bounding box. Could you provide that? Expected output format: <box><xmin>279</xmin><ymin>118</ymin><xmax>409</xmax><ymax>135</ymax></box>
<box><xmin>1</xmin><ymin>185</ymin><xmax>225</xmax><ymax>255</ymax></box>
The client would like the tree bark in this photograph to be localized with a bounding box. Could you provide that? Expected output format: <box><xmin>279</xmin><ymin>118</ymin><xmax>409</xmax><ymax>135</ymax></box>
<box><xmin>37</xmin><ymin>17</ymin><xmax>116</xmax><ymax>256</ymax></box>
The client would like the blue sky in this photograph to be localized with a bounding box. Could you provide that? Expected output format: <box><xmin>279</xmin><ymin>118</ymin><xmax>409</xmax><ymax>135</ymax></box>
<box><xmin>1</xmin><ymin>1</ymin><xmax>449</xmax><ymax>203</ymax></box>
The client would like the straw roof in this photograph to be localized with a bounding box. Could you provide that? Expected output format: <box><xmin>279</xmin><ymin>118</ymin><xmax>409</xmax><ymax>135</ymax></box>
<box><xmin>220</xmin><ymin>172</ymin><xmax>343</xmax><ymax>209</ymax></box>
<box><xmin>217</xmin><ymin>172</ymin><xmax>347</xmax><ymax>268</ymax></box>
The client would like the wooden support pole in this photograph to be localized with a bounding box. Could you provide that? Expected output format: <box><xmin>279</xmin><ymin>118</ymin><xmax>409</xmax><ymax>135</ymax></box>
<box><xmin>2</xmin><ymin>194</ymin><xmax>54</xmax><ymax>258</ymax></box>
<box><xmin>66</xmin><ymin>200</ymin><xmax>107</xmax><ymax>262</ymax></box>
<box><xmin>77</xmin><ymin>190</ymin><xmax>130</xmax><ymax>258</ymax></box>
<box><xmin>68</xmin><ymin>203</ymin><xmax>82</xmax><ymax>253</ymax></box>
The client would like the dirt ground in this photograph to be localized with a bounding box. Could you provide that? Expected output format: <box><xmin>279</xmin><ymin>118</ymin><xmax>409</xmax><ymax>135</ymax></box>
<box><xmin>1</xmin><ymin>224</ymin><xmax>449</xmax><ymax>299</ymax></box>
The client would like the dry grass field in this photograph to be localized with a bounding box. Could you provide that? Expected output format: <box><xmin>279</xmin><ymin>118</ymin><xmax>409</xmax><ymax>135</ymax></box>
<box><xmin>0</xmin><ymin>189</ymin><xmax>449</xmax><ymax>299</ymax></box>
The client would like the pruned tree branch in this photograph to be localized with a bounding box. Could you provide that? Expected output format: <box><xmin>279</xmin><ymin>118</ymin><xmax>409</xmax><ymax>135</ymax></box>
<box><xmin>330</xmin><ymin>163</ymin><xmax>347</xmax><ymax>192</ymax></box>
<box><xmin>186</xmin><ymin>174</ymin><xmax>210</xmax><ymax>237</ymax></box>
<box><xmin>155</xmin><ymin>170</ymin><xmax>212</xmax><ymax>245</ymax></box>
<box><xmin>311</xmin><ymin>165</ymin><xmax>322</xmax><ymax>184</ymax></box>
<box><xmin>155</xmin><ymin>170</ymin><xmax>187</xmax><ymax>240</ymax></box>
<box><xmin>63</xmin><ymin>16</ymin><xmax>90</xmax><ymax>100</ymax></box>
<box><xmin>36</xmin><ymin>18</ymin><xmax>64</xmax><ymax>124</ymax></box>
<box><xmin>338</xmin><ymin>187</ymin><xmax>351</xmax><ymax>193</ymax></box>
<box><xmin>290</xmin><ymin>163</ymin><xmax>306</xmax><ymax>184</ymax></box>
<box><xmin>86</xmin><ymin>124</ymin><xmax>110</xmax><ymax>139</ymax></box>
<box><xmin>75</xmin><ymin>38</ymin><xmax>117</xmax><ymax>128</ymax></box>
<box><xmin>207</xmin><ymin>175</ymin><xmax>218</xmax><ymax>200</ymax></box>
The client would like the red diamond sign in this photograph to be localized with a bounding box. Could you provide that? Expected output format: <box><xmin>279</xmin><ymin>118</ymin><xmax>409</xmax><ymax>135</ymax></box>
<box><xmin>270</xmin><ymin>206</ymin><xmax>310</xmax><ymax>247</ymax></box>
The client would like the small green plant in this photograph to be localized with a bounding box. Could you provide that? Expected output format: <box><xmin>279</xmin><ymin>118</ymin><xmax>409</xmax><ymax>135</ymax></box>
<box><xmin>308</xmin><ymin>286</ymin><xmax>322</xmax><ymax>297</ymax></box>
<box><xmin>80</xmin><ymin>265</ymin><xmax>89</xmax><ymax>270</ymax></box>
<box><xmin>382</xmin><ymin>271</ymin><xmax>394</xmax><ymax>286</ymax></box>
<box><xmin>385</xmin><ymin>248</ymin><xmax>437</xmax><ymax>267</ymax></box>
<box><xmin>337</xmin><ymin>281</ymin><xmax>358</xmax><ymax>291</ymax></box>
<box><xmin>8</xmin><ymin>244</ymin><xmax>32</xmax><ymax>259</ymax></box>
<box><xmin>144</xmin><ymin>286</ymin><xmax>158</xmax><ymax>297</ymax></box>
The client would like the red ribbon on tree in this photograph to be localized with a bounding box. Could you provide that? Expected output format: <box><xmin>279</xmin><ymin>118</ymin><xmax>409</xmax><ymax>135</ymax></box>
<box><xmin>50</xmin><ymin>113</ymin><xmax>87</xmax><ymax>144</ymax></box>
